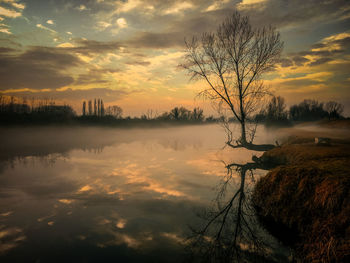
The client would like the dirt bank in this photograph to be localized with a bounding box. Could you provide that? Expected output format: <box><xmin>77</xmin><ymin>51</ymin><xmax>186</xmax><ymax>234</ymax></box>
<box><xmin>253</xmin><ymin>137</ymin><xmax>350</xmax><ymax>262</ymax></box>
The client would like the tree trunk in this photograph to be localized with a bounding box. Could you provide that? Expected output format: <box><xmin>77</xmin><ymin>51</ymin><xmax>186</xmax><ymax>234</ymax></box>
<box><xmin>240</xmin><ymin>120</ymin><xmax>247</xmax><ymax>145</ymax></box>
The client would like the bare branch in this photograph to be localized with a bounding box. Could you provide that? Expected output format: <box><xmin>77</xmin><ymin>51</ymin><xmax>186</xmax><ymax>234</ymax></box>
<box><xmin>182</xmin><ymin>10</ymin><xmax>283</xmax><ymax>147</ymax></box>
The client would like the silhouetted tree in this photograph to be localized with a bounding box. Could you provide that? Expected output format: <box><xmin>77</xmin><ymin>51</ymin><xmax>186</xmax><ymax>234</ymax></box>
<box><xmin>97</xmin><ymin>99</ymin><xmax>101</xmax><ymax>116</ymax></box>
<box><xmin>94</xmin><ymin>99</ymin><xmax>97</xmax><ymax>116</ymax></box>
<box><xmin>170</xmin><ymin>107</ymin><xmax>180</xmax><ymax>120</ymax></box>
<box><xmin>183</xmin><ymin>11</ymin><xmax>283</xmax><ymax>150</ymax></box>
<box><xmin>266</xmin><ymin>96</ymin><xmax>288</xmax><ymax>122</ymax></box>
<box><xmin>106</xmin><ymin>105</ymin><xmax>123</xmax><ymax>118</ymax></box>
<box><xmin>88</xmin><ymin>100</ymin><xmax>93</xmax><ymax>115</ymax></box>
<box><xmin>289</xmin><ymin>99</ymin><xmax>327</xmax><ymax>121</ymax></box>
<box><xmin>100</xmin><ymin>99</ymin><xmax>104</xmax><ymax>117</ymax></box>
<box><xmin>325</xmin><ymin>101</ymin><xmax>344</xmax><ymax>120</ymax></box>
<box><xmin>191</xmin><ymin>107</ymin><xmax>204</xmax><ymax>121</ymax></box>
<box><xmin>170</xmin><ymin>107</ymin><xmax>192</xmax><ymax>120</ymax></box>
<box><xmin>82</xmin><ymin>101</ymin><xmax>86</xmax><ymax>116</ymax></box>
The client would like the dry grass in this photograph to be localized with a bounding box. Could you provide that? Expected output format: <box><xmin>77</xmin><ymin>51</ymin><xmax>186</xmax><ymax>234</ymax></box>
<box><xmin>253</xmin><ymin>139</ymin><xmax>350</xmax><ymax>262</ymax></box>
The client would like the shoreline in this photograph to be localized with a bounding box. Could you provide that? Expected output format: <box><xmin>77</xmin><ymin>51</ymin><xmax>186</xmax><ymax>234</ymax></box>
<box><xmin>252</xmin><ymin>135</ymin><xmax>350</xmax><ymax>262</ymax></box>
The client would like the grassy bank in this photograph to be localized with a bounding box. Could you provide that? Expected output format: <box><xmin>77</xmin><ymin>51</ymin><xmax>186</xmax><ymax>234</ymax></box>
<box><xmin>252</xmin><ymin>136</ymin><xmax>350</xmax><ymax>262</ymax></box>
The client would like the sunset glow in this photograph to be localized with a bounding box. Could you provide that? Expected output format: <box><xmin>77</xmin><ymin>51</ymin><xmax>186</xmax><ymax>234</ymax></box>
<box><xmin>1</xmin><ymin>0</ymin><xmax>349</xmax><ymax>116</ymax></box>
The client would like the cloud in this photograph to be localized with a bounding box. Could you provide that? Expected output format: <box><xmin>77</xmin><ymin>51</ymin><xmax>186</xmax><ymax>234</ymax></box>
<box><xmin>263</xmin><ymin>31</ymin><xmax>350</xmax><ymax>108</ymax></box>
<box><xmin>0</xmin><ymin>40</ymin><xmax>127</xmax><ymax>97</ymax></box>
<box><xmin>2</xmin><ymin>0</ymin><xmax>26</xmax><ymax>10</ymax></box>
<box><xmin>46</xmin><ymin>19</ymin><xmax>54</xmax><ymax>25</ymax></box>
<box><xmin>237</xmin><ymin>0</ymin><xmax>267</xmax><ymax>10</ymax></box>
<box><xmin>59</xmin><ymin>39</ymin><xmax>122</xmax><ymax>55</ymax></box>
<box><xmin>74</xmin><ymin>68</ymin><xmax>120</xmax><ymax>85</ymax></box>
<box><xmin>0</xmin><ymin>22</ymin><xmax>11</xmax><ymax>34</ymax></box>
<box><xmin>311</xmin><ymin>32</ymin><xmax>350</xmax><ymax>53</ymax></box>
<box><xmin>0</xmin><ymin>46</ymin><xmax>83</xmax><ymax>91</ymax></box>
<box><xmin>277</xmin><ymin>31</ymin><xmax>350</xmax><ymax>68</ymax></box>
<box><xmin>1</xmin><ymin>88</ymin><xmax>128</xmax><ymax>102</ymax></box>
<box><xmin>0</xmin><ymin>0</ymin><xmax>25</xmax><ymax>21</ymax></box>
<box><xmin>116</xmin><ymin>17</ymin><xmax>127</xmax><ymax>28</ymax></box>
<box><xmin>163</xmin><ymin>1</ymin><xmax>194</xmax><ymax>15</ymax></box>
<box><xmin>36</xmin><ymin>23</ymin><xmax>56</xmax><ymax>34</ymax></box>
<box><xmin>96</xmin><ymin>21</ymin><xmax>112</xmax><ymax>30</ymax></box>
<box><xmin>125</xmin><ymin>60</ymin><xmax>150</xmax><ymax>66</ymax></box>
<box><xmin>126</xmin><ymin>31</ymin><xmax>185</xmax><ymax>48</ymax></box>
<box><xmin>235</xmin><ymin>0</ymin><xmax>350</xmax><ymax>28</ymax></box>
<box><xmin>122</xmin><ymin>6</ymin><xmax>235</xmax><ymax>49</ymax></box>
<box><xmin>0</xmin><ymin>28</ymin><xmax>11</xmax><ymax>34</ymax></box>
<box><xmin>278</xmin><ymin>58</ymin><xmax>293</xmax><ymax>67</ymax></box>
<box><xmin>10</xmin><ymin>2</ymin><xmax>25</xmax><ymax>10</ymax></box>
<box><xmin>76</xmin><ymin>4</ymin><xmax>88</xmax><ymax>11</ymax></box>
<box><xmin>0</xmin><ymin>6</ymin><xmax>21</xmax><ymax>18</ymax></box>
<box><xmin>114</xmin><ymin>0</ymin><xmax>142</xmax><ymax>14</ymax></box>
<box><xmin>309</xmin><ymin>57</ymin><xmax>333</xmax><ymax>67</ymax></box>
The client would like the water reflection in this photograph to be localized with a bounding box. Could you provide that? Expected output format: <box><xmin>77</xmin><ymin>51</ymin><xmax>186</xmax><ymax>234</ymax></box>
<box><xmin>0</xmin><ymin>125</ymin><xmax>286</xmax><ymax>262</ymax></box>
<box><xmin>187</xmin><ymin>161</ymin><xmax>291</xmax><ymax>263</ymax></box>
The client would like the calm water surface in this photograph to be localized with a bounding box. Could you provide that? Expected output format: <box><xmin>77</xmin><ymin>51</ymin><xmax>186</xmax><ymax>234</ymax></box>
<box><xmin>0</xmin><ymin>124</ymin><xmax>290</xmax><ymax>262</ymax></box>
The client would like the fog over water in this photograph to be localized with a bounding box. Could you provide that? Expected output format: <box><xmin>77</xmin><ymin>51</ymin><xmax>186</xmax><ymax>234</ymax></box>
<box><xmin>0</xmin><ymin>124</ymin><xmax>290</xmax><ymax>262</ymax></box>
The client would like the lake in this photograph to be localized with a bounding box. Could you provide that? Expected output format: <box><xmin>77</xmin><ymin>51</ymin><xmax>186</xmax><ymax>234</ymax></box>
<box><xmin>0</xmin><ymin>124</ymin><xmax>291</xmax><ymax>262</ymax></box>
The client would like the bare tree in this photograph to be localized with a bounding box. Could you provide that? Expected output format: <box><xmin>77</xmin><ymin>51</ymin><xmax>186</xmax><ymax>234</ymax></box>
<box><xmin>325</xmin><ymin>101</ymin><xmax>344</xmax><ymax>120</ymax></box>
<box><xmin>266</xmin><ymin>96</ymin><xmax>288</xmax><ymax>121</ymax></box>
<box><xmin>106</xmin><ymin>105</ymin><xmax>123</xmax><ymax>118</ymax></box>
<box><xmin>183</xmin><ymin>11</ymin><xmax>283</xmax><ymax>150</ymax></box>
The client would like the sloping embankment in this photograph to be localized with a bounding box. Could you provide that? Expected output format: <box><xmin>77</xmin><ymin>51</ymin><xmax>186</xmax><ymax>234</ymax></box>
<box><xmin>252</xmin><ymin>139</ymin><xmax>350</xmax><ymax>262</ymax></box>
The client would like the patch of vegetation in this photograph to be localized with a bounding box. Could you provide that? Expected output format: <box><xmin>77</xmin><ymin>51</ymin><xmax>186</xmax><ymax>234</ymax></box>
<box><xmin>254</xmin><ymin>97</ymin><xmax>345</xmax><ymax>127</ymax></box>
<box><xmin>252</xmin><ymin>140</ymin><xmax>350</xmax><ymax>262</ymax></box>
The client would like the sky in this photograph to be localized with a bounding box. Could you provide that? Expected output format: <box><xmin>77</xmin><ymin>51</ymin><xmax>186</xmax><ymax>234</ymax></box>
<box><xmin>0</xmin><ymin>0</ymin><xmax>349</xmax><ymax>116</ymax></box>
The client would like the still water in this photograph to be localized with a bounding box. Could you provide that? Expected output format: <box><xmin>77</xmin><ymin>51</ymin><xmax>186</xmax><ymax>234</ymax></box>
<box><xmin>0</xmin><ymin>124</ymin><xmax>290</xmax><ymax>262</ymax></box>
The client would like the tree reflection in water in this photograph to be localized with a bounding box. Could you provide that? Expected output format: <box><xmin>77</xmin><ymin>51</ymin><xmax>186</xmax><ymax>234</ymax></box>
<box><xmin>187</xmin><ymin>161</ymin><xmax>289</xmax><ymax>263</ymax></box>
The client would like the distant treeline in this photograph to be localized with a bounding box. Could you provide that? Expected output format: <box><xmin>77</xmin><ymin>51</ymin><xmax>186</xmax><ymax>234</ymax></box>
<box><xmin>0</xmin><ymin>96</ymin><xmax>220</xmax><ymax>125</ymax></box>
<box><xmin>0</xmin><ymin>96</ymin><xmax>75</xmax><ymax>123</ymax></box>
<box><xmin>254</xmin><ymin>96</ymin><xmax>345</xmax><ymax>126</ymax></box>
<box><xmin>0</xmin><ymin>95</ymin><xmax>345</xmax><ymax>126</ymax></box>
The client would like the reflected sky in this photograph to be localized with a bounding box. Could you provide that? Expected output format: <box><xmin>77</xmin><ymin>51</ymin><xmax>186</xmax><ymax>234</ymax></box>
<box><xmin>0</xmin><ymin>124</ymin><xmax>283</xmax><ymax>262</ymax></box>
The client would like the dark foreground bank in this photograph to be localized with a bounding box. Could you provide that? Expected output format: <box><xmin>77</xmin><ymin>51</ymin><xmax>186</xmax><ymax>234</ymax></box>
<box><xmin>253</xmin><ymin>137</ymin><xmax>350</xmax><ymax>262</ymax></box>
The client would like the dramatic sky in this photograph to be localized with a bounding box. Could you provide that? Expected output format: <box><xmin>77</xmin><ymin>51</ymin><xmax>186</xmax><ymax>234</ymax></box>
<box><xmin>0</xmin><ymin>0</ymin><xmax>349</xmax><ymax>116</ymax></box>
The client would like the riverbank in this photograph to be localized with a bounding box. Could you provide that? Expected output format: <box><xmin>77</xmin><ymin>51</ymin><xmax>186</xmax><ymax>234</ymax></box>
<box><xmin>252</xmin><ymin>133</ymin><xmax>350</xmax><ymax>262</ymax></box>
